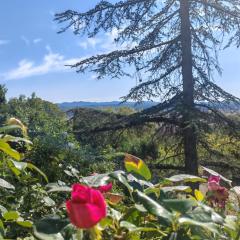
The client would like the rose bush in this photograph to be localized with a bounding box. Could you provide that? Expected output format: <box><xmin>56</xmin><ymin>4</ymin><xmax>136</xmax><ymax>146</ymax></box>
<box><xmin>33</xmin><ymin>154</ymin><xmax>240</xmax><ymax>240</ymax></box>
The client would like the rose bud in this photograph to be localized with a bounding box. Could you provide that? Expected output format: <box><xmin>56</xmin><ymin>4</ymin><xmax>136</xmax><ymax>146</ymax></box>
<box><xmin>66</xmin><ymin>184</ymin><xmax>107</xmax><ymax>229</ymax></box>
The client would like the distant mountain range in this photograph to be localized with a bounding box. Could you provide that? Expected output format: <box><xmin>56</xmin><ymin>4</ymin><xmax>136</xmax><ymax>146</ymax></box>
<box><xmin>57</xmin><ymin>101</ymin><xmax>158</xmax><ymax>111</ymax></box>
<box><xmin>57</xmin><ymin>100</ymin><xmax>240</xmax><ymax>112</ymax></box>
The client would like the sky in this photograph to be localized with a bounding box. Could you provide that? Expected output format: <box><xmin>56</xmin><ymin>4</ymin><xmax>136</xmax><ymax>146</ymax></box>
<box><xmin>0</xmin><ymin>1</ymin><xmax>240</xmax><ymax>103</ymax></box>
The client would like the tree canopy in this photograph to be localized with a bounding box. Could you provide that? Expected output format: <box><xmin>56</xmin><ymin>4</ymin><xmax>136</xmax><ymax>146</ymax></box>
<box><xmin>55</xmin><ymin>0</ymin><xmax>240</xmax><ymax>175</ymax></box>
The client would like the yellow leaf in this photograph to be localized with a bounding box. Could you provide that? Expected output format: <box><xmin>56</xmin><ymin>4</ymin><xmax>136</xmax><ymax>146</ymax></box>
<box><xmin>0</xmin><ymin>140</ymin><xmax>20</xmax><ymax>160</ymax></box>
<box><xmin>194</xmin><ymin>189</ymin><xmax>204</xmax><ymax>202</ymax></box>
<box><xmin>124</xmin><ymin>154</ymin><xmax>151</xmax><ymax>180</ymax></box>
<box><xmin>124</xmin><ymin>154</ymin><xmax>142</xmax><ymax>169</ymax></box>
<box><xmin>7</xmin><ymin>118</ymin><xmax>27</xmax><ymax>136</ymax></box>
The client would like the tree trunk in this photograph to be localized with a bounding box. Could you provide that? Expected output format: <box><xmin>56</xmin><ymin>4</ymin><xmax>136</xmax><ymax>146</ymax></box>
<box><xmin>179</xmin><ymin>0</ymin><xmax>198</xmax><ymax>175</ymax></box>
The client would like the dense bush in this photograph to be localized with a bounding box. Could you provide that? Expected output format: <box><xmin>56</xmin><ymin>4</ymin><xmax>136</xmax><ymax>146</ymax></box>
<box><xmin>0</xmin><ymin>118</ymin><xmax>49</xmax><ymax>239</ymax></box>
<box><xmin>32</xmin><ymin>154</ymin><xmax>240</xmax><ymax>240</ymax></box>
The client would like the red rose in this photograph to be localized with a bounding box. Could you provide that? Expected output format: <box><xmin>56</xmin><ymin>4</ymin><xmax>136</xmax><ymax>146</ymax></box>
<box><xmin>96</xmin><ymin>183</ymin><xmax>113</xmax><ymax>193</ymax></box>
<box><xmin>66</xmin><ymin>184</ymin><xmax>107</xmax><ymax>229</ymax></box>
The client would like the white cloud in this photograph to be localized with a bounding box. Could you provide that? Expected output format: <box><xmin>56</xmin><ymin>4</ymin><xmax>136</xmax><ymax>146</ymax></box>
<box><xmin>77</xmin><ymin>28</ymin><xmax>122</xmax><ymax>52</ymax></box>
<box><xmin>2</xmin><ymin>28</ymin><xmax>135</xmax><ymax>81</ymax></box>
<box><xmin>0</xmin><ymin>40</ymin><xmax>10</xmax><ymax>46</ymax></box>
<box><xmin>33</xmin><ymin>38</ymin><xmax>42</xmax><ymax>44</ymax></box>
<box><xmin>78</xmin><ymin>37</ymin><xmax>102</xmax><ymax>49</ymax></box>
<box><xmin>77</xmin><ymin>28</ymin><xmax>135</xmax><ymax>52</ymax></box>
<box><xmin>91</xmin><ymin>74</ymin><xmax>98</xmax><ymax>80</ymax></box>
<box><xmin>21</xmin><ymin>36</ymin><xmax>30</xmax><ymax>45</ymax></box>
<box><xmin>101</xmin><ymin>28</ymin><xmax>137</xmax><ymax>51</ymax></box>
<box><xmin>2</xmin><ymin>51</ymin><xmax>83</xmax><ymax>81</ymax></box>
<box><xmin>78</xmin><ymin>41</ymin><xmax>88</xmax><ymax>49</ymax></box>
<box><xmin>21</xmin><ymin>36</ymin><xmax>43</xmax><ymax>45</ymax></box>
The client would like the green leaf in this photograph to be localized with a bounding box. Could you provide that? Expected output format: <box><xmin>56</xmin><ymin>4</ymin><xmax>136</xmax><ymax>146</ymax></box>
<box><xmin>0</xmin><ymin>178</ymin><xmax>15</xmax><ymax>190</ymax></box>
<box><xmin>108</xmin><ymin>207</ymin><xmax>122</xmax><ymax>221</ymax></box>
<box><xmin>109</xmin><ymin>171</ymin><xmax>133</xmax><ymax>193</ymax></box>
<box><xmin>3</xmin><ymin>211</ymin><xmax>19</xmax><ymax>221</ymax></box>
<box><xmin>166</xmin><ymin>174</ymin><xmax>206</xmax><ymax>183</ymax></box>
<box><xmin>99</xmin><ymin>217</ymin><xmax>113</xmax><ymax>229</ymax></box>
<box><xmin>120</xmin><ymin>221</ymin><xmax>137</xmax><ymax>231</ymax></box>
<box><xmin>81</xmin><ymin>173</ymin><xmax>110</xmax><ymax>187</ymax></box>
<box><xmin>133</xmin><ymin>190</ymin><xmax>173</xmax><ymax>223</ymax></box>
<box><xmin>144</xmin><ymin>186</ymin><xmax>161</xmax><ymax>196</ymax></box>
<box><xmin>43</xmin><ymin>197</ymin><xmax>56</xmax><ymax>207</ymax></box>
<box><xmin>124</xmin><ymin>154</ymin><xmax>151</xmax><ymax>180</ymax></box>
<box><xmin>17</xmin><ymin>220</ymin><xmax>33</xmax><ymax>228</ymax></box>
<box><xmin>134</xmin><ymin>204</ymin><xmax>147</xmax><ymax>213</ymax></box>
<box><xmin>1</xmin><ymin>135</ymin><xmax>32</xmax><ymax>145</ymax></box>
<box><xmin>224</xmin><ymin>215</ymin><xmax>238</xmax><ymax>231</ymax></box>
<box><xmin>10</xmin><ymin>159</ymin><xmax>27</xmax><ymax>171</ymax></box>
<box><xmin>0</xmin><ymin>205</ymin><xmax>7</xmax><ymax>215</ymax></box>
<box><xmin>178</xmin><ymin>217</ymin><xmax>219</xmax><ymax>234</ymax></box>
<box><xmin>0</xmin><ymin>140</ymin><xmax>20</xmax><ymax>160</ymax></box>
<box><xmin>161</xmin><ymin>186</ymin><xmax>192</xmax><ymax>193</ymax></box>
<box><xmin>33</xmin><ymin>231</ymin><xmax>64</xmax><ymax>240</ymax></box>
<box><xmin>120</xmin><ymin>221</ymin><xmax>167</xmax><ymax>236</ymax></box>
<box><xmin>0</xmin><ymin>125</ymin><xmax>22</xmax><ymax>133</ymax></box>
<box><xmin>27</xmin><ymin>163</ymin><xmax>48</xmax><ymax>182</ymax></box>
<box><xmin>63</xmin><ymin>170</ymin><xmax>73</xmax><ymax>177</ymax></box>
<box><xmin>162</xmin><ymin>199</ymin><xmax>196</xmax><ymax>214</ymax></box>
<box><xmin>198</xmin><ymin>203</ymin><xmax>224</xmax><ymax>224</ymax></box>
<box><xmin>33</xmin><ymin>215</ymin><xmax>69</xmax><ymax>235</ymax></box>
<box><xmin>9</xmin><ymin>165</ymin><xmax>21</xmax><ymax>177</ymax></box>
<box><xmin>48</xmin><ymin>185</ymin><xmax>72</xmax><ymax>193</ymax></box>
<box><xmin>0</xmin><ymin>219</ymin><xmax>4</xmax><ymax>237</ymax></box>
<box><xmin>187</xmin><ymin>208</ymin><xmax>212</xmax><ymax>223</ymax></box>
<box><xmin>7</xmin><ymin>159</ymin><xmax>23</xmax><ymax>176</ymax></box>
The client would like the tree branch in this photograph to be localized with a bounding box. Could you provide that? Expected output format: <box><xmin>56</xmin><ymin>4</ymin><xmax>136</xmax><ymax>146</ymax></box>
<box><xmin>194</xmin><ymin>0</ymin><xmax>240</xmax><ymax>19</ymax></box>
<box><xmin>68</xmin><ymin>36</ymin><xmax>180</xmax><ymax>70</ymax></box>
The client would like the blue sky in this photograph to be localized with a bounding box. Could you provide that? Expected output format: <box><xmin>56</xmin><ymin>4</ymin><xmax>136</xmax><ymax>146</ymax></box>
<box><xmin>0</xmin><ymin>1</ymin><xmax>239</xmax><ymax>103</ymax></box>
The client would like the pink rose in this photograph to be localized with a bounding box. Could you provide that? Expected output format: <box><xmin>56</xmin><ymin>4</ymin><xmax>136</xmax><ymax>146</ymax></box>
<box><xmin>207</xmin><ymin>175</ymin><xmax>229</xmax><ymax>208</ymax></box>
<box><xmin>66</xmin><ymin>184</ymin><xmax>106</xmax><ymax>229</ymax></box>
<box><xmin>208</xmin><ymin>175</ymin><xmax>220</xmax><ymax>184</ymax></box>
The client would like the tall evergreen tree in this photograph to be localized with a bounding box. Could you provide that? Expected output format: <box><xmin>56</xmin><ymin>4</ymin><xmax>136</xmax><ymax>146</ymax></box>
<box><xmin>55</xmin><ymin>0</ymin><xmax>240</xmax><ymax>175</ymax></box>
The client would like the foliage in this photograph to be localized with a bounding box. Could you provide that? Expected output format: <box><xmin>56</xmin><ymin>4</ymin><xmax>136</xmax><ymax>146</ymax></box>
<box><xmin>33</xmin><ymin>154</ymin><xmax>240</xmax><ymax>240</ymax></box>
<box><xmin>2</xmin><ymin>92</ymin><xmax>119</xmax><ymax>183</ymax></box>
<box><xmin>5</xmin><ymin>95</ymin><xmax>84</xmax><ymax>182</ymax></box>
<box><xmin>0</xmin><ymin>118</ymin><xmax>51</xmax><ymax>239</ymax></box>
